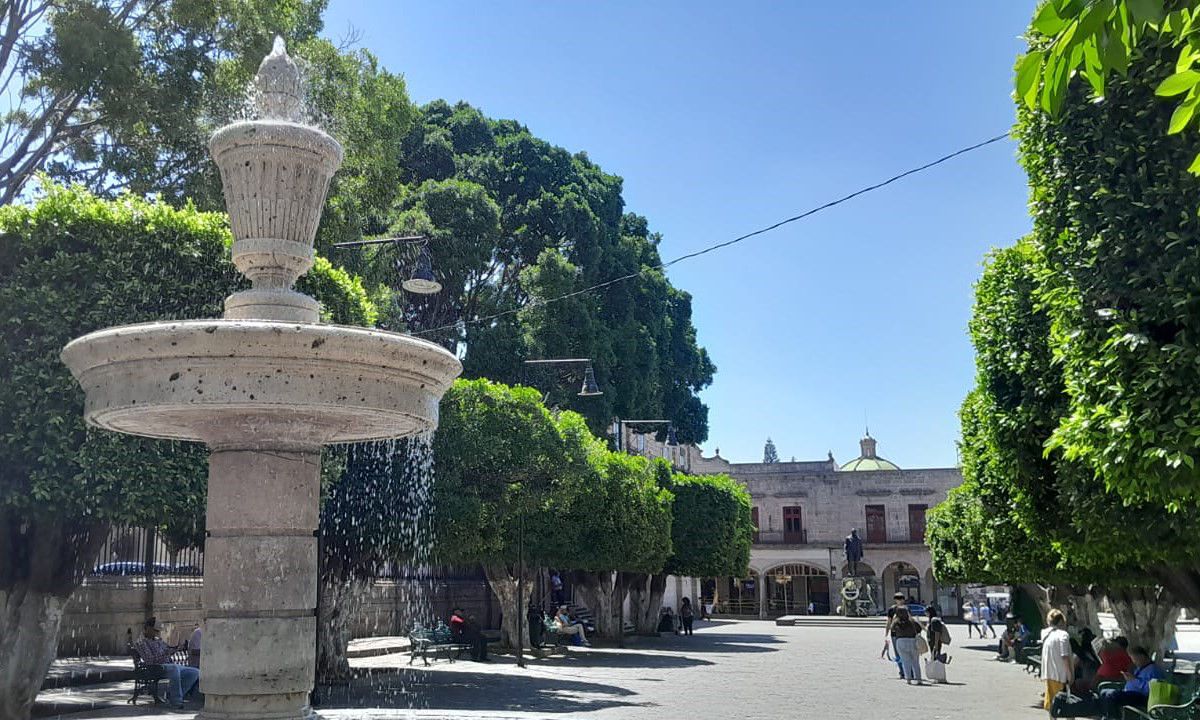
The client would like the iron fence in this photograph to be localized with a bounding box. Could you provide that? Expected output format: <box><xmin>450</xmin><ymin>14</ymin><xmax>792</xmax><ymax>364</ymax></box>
<box><xmin>83</xmin><ymin>525</ymin><xmax>205</xmax><ymax>587</ymax></box>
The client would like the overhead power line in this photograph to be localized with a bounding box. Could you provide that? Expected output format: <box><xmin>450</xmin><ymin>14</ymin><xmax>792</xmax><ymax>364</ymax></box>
<box><xmin>412</xmin><ymin>131</ymin><xmax>1012</xmax><ymax>339</ymax></box>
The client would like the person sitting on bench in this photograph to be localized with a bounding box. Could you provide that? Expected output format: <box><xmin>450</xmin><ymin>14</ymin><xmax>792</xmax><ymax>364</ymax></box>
<box><xmin>449</xmin><ymin>608</ymin><xmax>489</xmax><ymax>661</ymax></box>
<box><xmin>1099</xmin><ymin>645</ymin><xmax>1164</xmax><ymax>718</ymax></box>
<box><xmin>132</xmin><ymin>619</ymin><xmax>199</xmax><ymax>709</ymax></box>
<box><xmin>554</xmin><ymin>605</ymin><xmax>591</xmax><ymax>646</ymax></box>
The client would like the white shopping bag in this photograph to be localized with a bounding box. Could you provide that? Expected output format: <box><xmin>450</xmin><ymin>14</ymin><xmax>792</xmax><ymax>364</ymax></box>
<box><xmin>924</xmin><ymin>658</ymin><xmax>947</xmax><ymax>683</ymax></box>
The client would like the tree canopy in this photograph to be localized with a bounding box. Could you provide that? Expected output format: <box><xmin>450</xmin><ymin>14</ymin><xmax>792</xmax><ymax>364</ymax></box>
<box><xmin>345</xmin><ymin>101</ymin><xmax>715</xmax><ymax>444</ymax></box>
<box><xmin>663</xmin><ymin>472</ymin><xmax>753</xmax><ymax>579</ymax></box>
<box><xmin>932</xmin><ymin>15</ymin><xmax>1200</xmax><ymax>616</ymax></box>
<box><xmin>1016</xmin><ymin>0</ymin><xmax>1200</xmax><ymax>172</ymax></box>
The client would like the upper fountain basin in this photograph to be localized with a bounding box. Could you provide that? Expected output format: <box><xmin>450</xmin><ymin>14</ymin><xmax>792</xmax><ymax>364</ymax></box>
<box><xmin>209</xmin><ymin>120</ymin><xmax>343</xmax><ymax>292</ymax></box>
<box><xmin>60</xmin><ymin>319</ymin><xmax>462</xmax><ymax>449</ymax></box>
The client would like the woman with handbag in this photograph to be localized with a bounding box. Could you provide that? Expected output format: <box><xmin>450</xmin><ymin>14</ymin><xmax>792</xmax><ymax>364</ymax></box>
<box><xmin>891</xmin><ymin>607</ymin><xmax>925</xmax><ymax>685</ymax></box>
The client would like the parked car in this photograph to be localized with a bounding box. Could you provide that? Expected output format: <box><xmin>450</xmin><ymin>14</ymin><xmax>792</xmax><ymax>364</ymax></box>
<box><xmin>907</xmin><ymin>603</ymin><xmax>927</xmax><ymax>617</ymax></box>
<box><xmin>91</xmin><ymin>561</ymin><xmax>175</xmax><ymax>576</ymax></box>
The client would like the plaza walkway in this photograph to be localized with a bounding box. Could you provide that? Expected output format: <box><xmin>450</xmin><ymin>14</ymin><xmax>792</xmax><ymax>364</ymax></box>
<box><xmin>40</xmin><ymin>619</ymin><xmax>1070</xmax><ymax>719</ymax></box>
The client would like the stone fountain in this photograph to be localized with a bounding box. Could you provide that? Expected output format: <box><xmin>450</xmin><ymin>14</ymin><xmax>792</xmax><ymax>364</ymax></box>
<box><xmin>61</xmin><ymin>38</ymin><xmax>461</xmax><ymax>720</ymax></box>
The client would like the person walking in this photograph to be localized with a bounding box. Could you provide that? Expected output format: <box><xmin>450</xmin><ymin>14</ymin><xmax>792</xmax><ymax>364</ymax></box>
<box><xmin>884</xmin><ymin>592</ymin><xmax>908</xmax><ymax>678</ymax></box>
<box><xmin>962</xmin><ymin>601</ymin><xmax>980</xmax><ymax>639</ymax></box>
<box><xmin>1041</xmin><ymin>609</ymin><xmax>1074</xmax><ymax>712</ymax></box>
<box><xmin>679</xmin><ymin>597</ymin><xmax>695</xmax><ymax>636</ymax></box>
<box><xmin>978</xmin><ymin>601</ymin><xmax>997</xmax><ymax>638</ymax></box>
<box><xmin>891</xmin><ymin>607</ymin><xmax>924</xmax><ymax>685</ymax></box>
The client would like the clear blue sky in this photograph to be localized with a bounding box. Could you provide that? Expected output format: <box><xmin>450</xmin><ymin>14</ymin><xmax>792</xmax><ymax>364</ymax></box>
<box><xmin>322</xmin><ymin>1</ymin><xmax>1035</xmax><ymax>468</ymax></box>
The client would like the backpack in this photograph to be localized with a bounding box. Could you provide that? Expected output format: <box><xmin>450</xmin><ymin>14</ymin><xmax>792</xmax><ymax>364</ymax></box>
<box><xmin>936</xmin><ymin>618</ymin><xmax>952</xmax><ymax>645</ymax></box>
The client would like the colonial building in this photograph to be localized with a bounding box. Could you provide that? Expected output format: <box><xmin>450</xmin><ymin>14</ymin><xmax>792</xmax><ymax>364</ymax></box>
<box><xmin>617</xmin><ymin>425</ymin><xmax>962</xmax><ymax>618</ymax></box>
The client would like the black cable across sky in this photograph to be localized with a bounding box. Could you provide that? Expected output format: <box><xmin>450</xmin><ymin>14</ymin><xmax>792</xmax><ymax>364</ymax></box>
<box><xmin>412</xmin><ymin>130</ymin><xmax>1013</xmax><ymax>339</ymax></box>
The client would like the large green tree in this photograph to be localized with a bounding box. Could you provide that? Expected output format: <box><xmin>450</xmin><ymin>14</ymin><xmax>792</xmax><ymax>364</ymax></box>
<box><xmin>432</xmin><ymin>378</ymin><xmax>675</xmax><ymax>645</ymax></box>
<box><xmin>345</xmin><ymin>101</ymin><xmax>715</xmax><ymax>443</ymax></box>
<box><xmin>0</xmin><ymin>0</ymin><xmax>327</xmax><ymax>205</ymax></box>
<box><xmin>0</xmin><ymin>185</ymin><xmax>373</xmax><ymax>719</ymax></box>
<box><xmin>0</xmin><ymin>1</ymin><xmax>415</xmax><ymax>259</ymax></box>
<box><xmin>431</xmin><ymin>379</ymin><xmax>595</xmax><ymax>647</ymax></box>
<box><xmin>628</xmin><ymin>469</ymin><xmax>752</xmax><ymax>634</ymax></box>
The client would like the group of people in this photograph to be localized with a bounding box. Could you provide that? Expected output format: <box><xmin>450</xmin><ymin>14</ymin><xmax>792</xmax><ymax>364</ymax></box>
<box><xmin>1041</xmin><ymin>609</ymin><xmax>1165</xmax><ymax>718</ymax></box>
<box><xmin>960</xmin><ymin>599</ymin><xmax>999</xmax><ymax>639</ymax></box>
<box><xmin>884</xmin><ymin>593</ymin><xmax>953</xmax><ymax>685</ymax></box>
<box><xmin>130</xmin><ymin>618</ymin><xmax>202</xmax><ymax>709</ymax></box>
<box><xmin>658</xmin><ymin>597</ymin><xmax>700</xmax><ymax>635</ymax></box>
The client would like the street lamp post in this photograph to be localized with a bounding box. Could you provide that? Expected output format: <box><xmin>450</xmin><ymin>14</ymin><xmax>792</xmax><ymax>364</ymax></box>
<box><xmin>516</xmin><ymin>358</ymin><xmax>603</xmax><ymax>668</ymax></box>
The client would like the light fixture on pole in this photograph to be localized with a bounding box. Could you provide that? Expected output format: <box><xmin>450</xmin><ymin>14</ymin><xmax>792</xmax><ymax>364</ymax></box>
<box><xmin>402</xmin><ymin>246</ymin><xmax>441</xmax><ymax>295</ymax></box>
<box><xmin>667</xmin><ymin>424</ymin><xmax>679</xmax><ymax>447</ymax></box>
<box><xmin>579</xmin><ymin>363</ymin><xmax>602</xmax><ymax>397</ymax></box>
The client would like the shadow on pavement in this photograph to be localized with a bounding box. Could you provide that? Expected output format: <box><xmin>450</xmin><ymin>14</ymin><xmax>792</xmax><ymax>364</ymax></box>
<box><xmin>662</xmin><ymin>632</ymin><xmax>785</xmax><ymax>653</ymax></box>
<box><xmin>555</xmin><ymin>649</ymin><xmax>715</xmax><ymax>669</ymax></box>
<box><xmin>318</xmin><ymin>666</ymin><xmax>645</xmax><ymax>714</ymax></box>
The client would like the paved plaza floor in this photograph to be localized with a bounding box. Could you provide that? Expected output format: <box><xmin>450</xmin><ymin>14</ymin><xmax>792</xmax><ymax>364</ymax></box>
<box><xmin>41</xmin><ymin>619</ymin><xmax>1077</xmax><ymax>720</ymax></box>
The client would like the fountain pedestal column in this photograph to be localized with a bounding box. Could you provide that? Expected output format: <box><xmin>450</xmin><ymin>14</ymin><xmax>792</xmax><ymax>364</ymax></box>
<box><xmin>200</xmin><ymin>447</ymin><xmax>321</xmax><ymax>720</ymax></box>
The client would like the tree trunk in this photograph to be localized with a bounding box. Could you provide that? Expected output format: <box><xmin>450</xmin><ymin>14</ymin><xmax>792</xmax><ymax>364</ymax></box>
<box><xmin>0</xmin><ymin>586</ymin><xmax>68</xmax><ymax>720</ymax></box>
<box><xmin>483</xmin><ymin>564</ymin><xmax>531</xmax><ymax>648</ymax></box>
<box><xmin>1045</xmin><ymin>585</ymin><xmax>1103</xmax><ymax>631</ymax></box>
<box><xmin>626</xmin><ymin>572</ymin><xmax>663</xmax><ymax>634</ymax></box>
<box><xmin>644</xmin><ymin>574</ymin><xmax>668</xmax><ymax>633</ymax></box>
<box><xmin>1018</xmin><ymin>583</ymin><xmax>1052</xmax><ymax>622</ymax></box>
<box><xmin>1107</xmin><ymin>586</ymin><xmax>1179</xmax><ymax>660</ymax></box>
<box><xmin>0</xmin><ymin>513</ymin><xmax>106</xmax><ymax>720</ymax></box>
<box><xmin>316</xmin><ymin>575</ymin><xmax>368</xmax><ymax>684</ymax></box>
<box><xmin>1153</xmin><ymin>566</ymin><xmax>1200</xmax><ymax>618</ymax></box>
<box><xmin>591</xmin><ymin>572</ymin><xmax>617</xmax><ymax>640</ymax></box>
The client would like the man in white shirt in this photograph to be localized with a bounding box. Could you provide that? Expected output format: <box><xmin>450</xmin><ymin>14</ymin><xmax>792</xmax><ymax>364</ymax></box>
<box><xmin>978</xmin><ymin>602</ymin><xmax>996</xmax><ymax>638</ymax></box>
<box><xmin>1041</xmin><ymin>609</ymin><xmax>1074</xmax><ymax>711</ymax></box>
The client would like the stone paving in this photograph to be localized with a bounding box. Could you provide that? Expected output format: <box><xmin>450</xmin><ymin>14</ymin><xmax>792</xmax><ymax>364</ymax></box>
<box><xmin>40</xmin><ymin>619</ymin><xmax>1078</xmax><ymax>719</ymax></box>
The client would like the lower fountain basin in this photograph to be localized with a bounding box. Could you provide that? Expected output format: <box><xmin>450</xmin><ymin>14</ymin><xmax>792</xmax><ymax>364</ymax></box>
<box><xmin>60</xmin><ymin>320</ymin><xmax>462</xmax><ymax>448</ymax></box>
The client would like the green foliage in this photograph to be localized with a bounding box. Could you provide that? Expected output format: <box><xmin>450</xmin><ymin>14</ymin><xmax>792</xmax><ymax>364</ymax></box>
<box><xmin>431</xmin><ymin>378</ymin><xmax>590</xmax><ymax>568</ymax></box>
<box><xmin>4</xmin><ymin>0</ymin><xmax>328</xmax><ymax>205</ymax></box>
<box><xmin>347</xmin><ymin>100</ymin><xmax>715</xmax><ymax>443</ymax></box>
<box><xmin>0</xmin><ymin>184</ymin><xmax>375</xmax><ymax>532</ymax></box>
<box><xmin>1016</xmin><ymin>0</ymin><xmax>1200</xmax><ymax>172</ymax></box>
<box><xmin>299</xmin><ymin>40</ymin><xmax>415</xmax><ymax>253</ymax></box>
<box><xmin>1017</xmin><ymin>33</ymin><xmax>1200</xmax><ymax>506</ymax></box>
<box><xmin>555</xmin><ymin>450</ymin><xmax>673</xmax><ymax>574</ymax></box>
<box><xmin>934</xmin><ymin>29</ymin><xmax>1200</xmax><ymax>594</ymax></box>
<box><xmin>664</xmin><ymin>472</ymin><xmax>752</xmax><ymax>578</ymax></box>
<box><xmin>432</xmin><ymin>378</ymin><xmax>674</xmax><ymax>574</ymax></box>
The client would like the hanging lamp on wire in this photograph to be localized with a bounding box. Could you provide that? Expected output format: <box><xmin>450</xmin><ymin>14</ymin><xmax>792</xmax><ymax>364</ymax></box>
<box><xmin>578</xmin><ymin>363</ymin><xmax>602</xmax><ymax>397</ymax></box>
<box><xmin>402</xmin><ymin>246</ymin><xmax>441</xmax><ymax>295</ymax></box>
<box><xmin>666</xmin><ymin>424</ymin><xmax>679</xmax><ymax>447</ymax></box>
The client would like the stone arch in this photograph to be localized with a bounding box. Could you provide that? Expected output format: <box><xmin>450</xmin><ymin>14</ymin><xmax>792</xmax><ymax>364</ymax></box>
<box><xmin>881</xmin><ymin>560</ymin><xmax>922</xmax><ymax>605</ymax></box>
<box><xmin>763</xmin><ymin>563</ymin><xmax>830</xmax><ymax>616</ymax></box>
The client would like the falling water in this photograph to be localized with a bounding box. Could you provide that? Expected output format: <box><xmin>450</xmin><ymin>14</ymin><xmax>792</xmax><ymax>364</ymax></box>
<box><xmin>316</xmin><ymin>432</ymin><xmax>437</xmax><ymax>711</ymax></box>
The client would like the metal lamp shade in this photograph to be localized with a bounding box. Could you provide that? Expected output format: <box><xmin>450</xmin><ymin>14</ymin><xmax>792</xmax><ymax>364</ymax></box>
<box><xmin>578</xmin><ymin>364</ymin><xmax>602</xmax><ymax>397</ymax></box>
<box><xmin>402</xmin><ymin>248</ymin><xmax>442</xmax><ymax>295</ymax></box>
<box><xmin>667</xmin><ymin>425</ymin><xmax>679</xmax><ymax>446</ymax></box>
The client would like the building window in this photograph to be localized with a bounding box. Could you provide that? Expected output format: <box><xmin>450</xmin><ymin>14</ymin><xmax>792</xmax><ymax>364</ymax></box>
<box><xmin>865</xmin><ymin>504</ymin><xmax>887</xmax><ymax>543</ymax></box>
<box><xmin>750</xmin><ymin>507</ymin><xmax>760</xmax><ymax>544</ymax></box>
<box><xmin>782</xmin><ymin>505</ymin><xmax>805</xmax><ymax>544</ymax></box>
<box><xmin>908</xmin><ymin>504</ymin><xmax>927</xmax><ymax>543</ymax></box>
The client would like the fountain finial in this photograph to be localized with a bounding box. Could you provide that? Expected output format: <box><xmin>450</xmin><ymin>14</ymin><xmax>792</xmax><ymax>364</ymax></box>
<box><xmin>255</xmin><ymin>35</ymin><xmax>304</xmax><ymax>121</ymax></box>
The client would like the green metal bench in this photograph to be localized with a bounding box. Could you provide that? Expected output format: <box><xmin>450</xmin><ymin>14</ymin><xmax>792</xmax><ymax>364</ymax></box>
<box><xmin>1120</xmin><ymin>667</ymin><xmax>1200</xmax><ymax>720</ymax></box>
<box><xmin>407</xmin><ymin>626</ymin><xmax>470</xmax><ymax>666</ymax></box>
